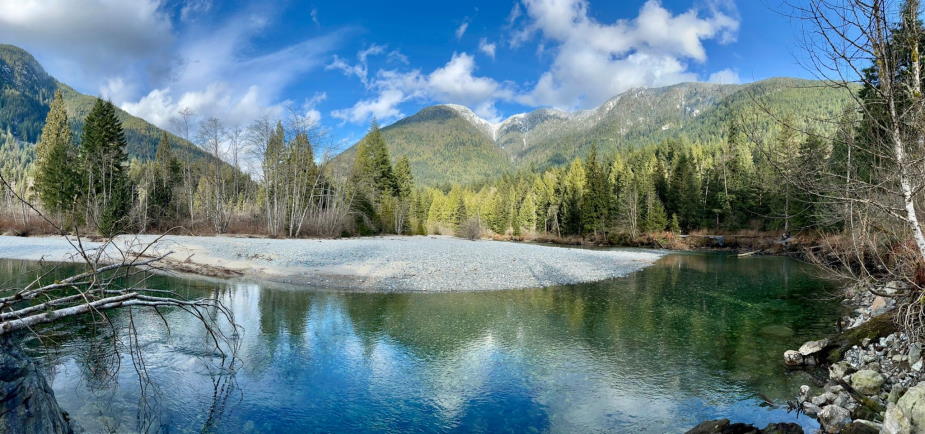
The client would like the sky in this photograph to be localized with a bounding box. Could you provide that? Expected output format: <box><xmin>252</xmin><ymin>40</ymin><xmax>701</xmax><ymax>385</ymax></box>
<box><xmin>0</xmin><ymin>0</ymin><xmax>813</xmax><ymax>153</ymax></box>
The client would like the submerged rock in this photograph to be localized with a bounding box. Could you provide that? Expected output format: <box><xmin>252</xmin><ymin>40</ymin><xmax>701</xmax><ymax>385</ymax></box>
<box><xmin>684</xmin><ymin>419</ymin><xmax>802</xmax><ymax>434</ymax></box>
<box><xmin>842</xmin><ymin>419</ymin><xmax>880</xmax><ymax>433</ymax></box>
<box><xmin>759</xmin><ymin>324</ymin><xmax>794</xmax><ymax>338</ymax></box>
<box><xmin>0</xmin><ymin>336</ymin><xmax>77</xmax><ymax>434</ymax></box>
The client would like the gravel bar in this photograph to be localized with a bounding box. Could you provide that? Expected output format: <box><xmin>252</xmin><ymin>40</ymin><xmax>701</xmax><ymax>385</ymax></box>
<box><xmin>0</xmin><ymin>235</ymin><xmax>664</xmax><ymax>292</ymax></box>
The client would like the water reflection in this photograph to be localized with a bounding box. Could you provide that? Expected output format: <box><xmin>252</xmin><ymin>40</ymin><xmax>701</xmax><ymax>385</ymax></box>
<box><xmin>2</xmin><ymin>252</ymin><xmax>839</xmax><ymax>433</ymax></box>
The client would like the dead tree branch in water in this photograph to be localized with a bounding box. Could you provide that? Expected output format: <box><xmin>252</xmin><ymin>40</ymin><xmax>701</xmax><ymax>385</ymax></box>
<box><xmin>0</xmin><ymin>170</ymin><xmax>242</xmax><ymax>431</ymax></box>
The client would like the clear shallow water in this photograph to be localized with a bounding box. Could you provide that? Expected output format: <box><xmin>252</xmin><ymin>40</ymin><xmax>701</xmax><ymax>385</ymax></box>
<box><xmin>0</xmin><ymin>252</ymin><xmax>840</xmax><ymax>433</ymax></box>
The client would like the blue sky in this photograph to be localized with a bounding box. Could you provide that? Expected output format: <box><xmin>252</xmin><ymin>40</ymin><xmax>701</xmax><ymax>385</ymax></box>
<box><xmin>0</xmin><ymin>0</ymin><xmax>811</xmax><ymax>155</ymax></box>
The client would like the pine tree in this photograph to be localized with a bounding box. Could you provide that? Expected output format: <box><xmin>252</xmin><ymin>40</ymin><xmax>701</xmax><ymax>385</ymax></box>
<box><xmin>33</xmin><ymin>89</ymin><xmax>79</xmax><ymax>220</ymax></box>
<box><xmin>149</xmin><ymin>131</ymin><xmax>179</xmax><ymax>225</ymax></box>
<box><xmin>518</xmin><ymin>192</ymin><xmax>537</xmax><ymax>234</ymax></box>
<box><xmin>80</xmin><ymin>99</ymin><xmax>131</xmax><ymax>236</ymax></box>
<box><xmin>394</xmin><ymin>157</ymin><xmax>413</xmax><ymax>199</ymax></box>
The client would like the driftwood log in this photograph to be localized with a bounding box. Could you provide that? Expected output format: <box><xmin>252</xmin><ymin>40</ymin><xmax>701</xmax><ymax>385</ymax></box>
<box><xmin>822</xmin><ymin>313</ymin><xmax>898</xmax><ymax>364</ymax></box>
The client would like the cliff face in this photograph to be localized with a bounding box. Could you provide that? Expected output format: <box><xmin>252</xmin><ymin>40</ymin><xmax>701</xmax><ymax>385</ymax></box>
<box><xmin>0</xmin><ymin>336</ymin><xmax>76</xmax><ymax>434</ymax></box>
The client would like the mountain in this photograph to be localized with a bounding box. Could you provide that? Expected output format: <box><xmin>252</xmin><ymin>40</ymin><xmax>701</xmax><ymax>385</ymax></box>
<box><xmin>334</xmin><ymin>78</ymin><xmax>857</xmax><ymax>186</ymax></box>
<box><xmin>0</xmin><ymin>44</ymin><xmax>210</xmax><ymax>162</ymax></box>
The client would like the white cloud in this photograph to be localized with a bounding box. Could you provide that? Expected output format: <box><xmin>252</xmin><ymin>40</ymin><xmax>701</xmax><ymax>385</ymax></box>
<box><xmin>707</xmin><ymin>68</ymin><xmax>740</xmax><ymax>84</ymax></box>
<box><xmin>119</xmin><ymin>13</ymin><xmax>344</xmax><ymax>134</ymax></box>
<box><xmin>332</xmin><ymin>89</ymin><xmax>406</xmax><ymax>124</ymax></box>
<box><xmin>455</xmin><ymin>21</ymin><xmax>469</xmax><ymax>40</ymax></box>
<box><xmin>331</xmin><ymin>51</ymin><xmax>511</xmax><ymax>124</ymax></box>
<box><xmin>0</xmin><ymin>0</ymin><xmax>174</xmax><ymax>93</ymax></box>
<box><xmin>513</xmin><ymin>0</ymin><xmax>739</xmax><ymax>109</ymax></box>
<box><xmin>478</xmin><ymin>38</ymin><xmax>497</xmax><ymax>59</ymax></box>
<box><xmin>0</xmin><ymin>1</ymin><xmax>344</xmax><ymax>140</ymax></box>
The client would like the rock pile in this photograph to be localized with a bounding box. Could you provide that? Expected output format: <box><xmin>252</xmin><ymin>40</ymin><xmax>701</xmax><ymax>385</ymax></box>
<box><xmin>788</xmin><ymin>281</ymin><xmax>925</xmax><ymax>433</ymax></box>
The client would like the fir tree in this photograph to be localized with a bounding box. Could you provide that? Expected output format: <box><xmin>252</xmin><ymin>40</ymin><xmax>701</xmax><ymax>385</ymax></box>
<box><xmin>80</xmin><ymin>99</ymin><xmax>131</xmax><ymax>236</ymax></box>
<box><xmin>149</xmin><ymin>131</ymin><xmax>180</xmax><ymax>225</ymax></box>
<box><xmin>33</xmin><ymin>89</ymin><xmax>79</xmax><ymax>220</ymax></box>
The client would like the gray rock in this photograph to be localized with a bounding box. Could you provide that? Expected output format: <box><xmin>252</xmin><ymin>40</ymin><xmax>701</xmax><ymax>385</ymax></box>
<box><xmin>883</xmin><ymin>281</ymin><xmax>906</xmax><ymax>296</ymax></box>
<box><xmin>890</xmin><ymin>384</ymin><xmax>906</xmax><ymax>405</ymax></box>
<box><xmin>802</xmin><ymin>401</ymin><xmax>821</xmax><ymax>416</ymax></box>
<box><xmin>799</xmin><ymin>338</ymin><xmax>829</xmax><ymax>356</ymax></box>
<box><xmin>830</xmin><ymin>361</ymin><xmax>854</xmax><ymax>380</ymax></box>
<box><xmin>832</xmin><ymin>392</ymin><xmax>850</xmax><ymax>408</ymax></box>
<box><xmin>784</xmin><ymin>350</ymin><xmax>803</xmax><ymax>367</ymax></box>
<box><xmin>817</xmin><ymin>405</ymin><xmax>852</xmax><ymax>433</ymax></box>
<box><xmin>0</xmin><ymin>336</ymin><xmax>77</xmax><ymax>434</ymax></box>
<box><xmin>811</xmin><ymin>394</ymin><xmax>829</xmax><ymax>406</ymax></box>
<box><xmin>909</xmin><ymin>343</ymin><xmax>922</xmax><ymax>365</ymax></box>
<box><xmin>896</xmin><ymin>382</ymin><xmax>925</xmax><ymax>432</ymax></box>
<box><xmin>882</xmin><ymin>403</ymin><xmax>911</xmax><ymax>434</ymax></box>
<box><xmin>851</xmin><ymin>369</ymin><xmax>885</xmax><ymax>395</ymax></box>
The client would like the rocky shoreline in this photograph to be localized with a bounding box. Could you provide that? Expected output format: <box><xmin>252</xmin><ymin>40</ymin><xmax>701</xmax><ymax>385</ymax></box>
<box><xmin>785</xmin><ymin>281</ymin><xmax>924</xmax><ymax>433</ymax></box>
<box><xmin>687</xmin><ymin>281</ymin><xmax>921</xmax><ymax>434</ymax></box>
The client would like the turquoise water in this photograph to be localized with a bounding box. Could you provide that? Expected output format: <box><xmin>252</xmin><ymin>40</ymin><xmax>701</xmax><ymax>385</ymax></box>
<box><xmin>1</xmin><ymin>252</ymin><xmax>840</xmax><ymax>433</ymax></box>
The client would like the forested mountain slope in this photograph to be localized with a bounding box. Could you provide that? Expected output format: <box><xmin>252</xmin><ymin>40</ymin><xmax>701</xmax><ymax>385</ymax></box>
<box><xmin>0</xmin><ymin>44</ymin><xmax>209</xmax><ymax>163</ymax></box>
<box><xmin>335</xmin><ymin>78</ymin><xmax>856</xmax><ymax>185</ymax></box>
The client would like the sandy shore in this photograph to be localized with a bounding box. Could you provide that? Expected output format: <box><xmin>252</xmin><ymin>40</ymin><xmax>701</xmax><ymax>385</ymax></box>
<box><xmin>0</xmin><ymin>235</ymin><xmax>664</xmax><ymax>291</ymax></box>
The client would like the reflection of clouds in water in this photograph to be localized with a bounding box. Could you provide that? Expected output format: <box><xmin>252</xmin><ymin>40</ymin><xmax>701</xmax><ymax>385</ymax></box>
<box><xmin>422</xmin><ymin>333</ymin><xmax>496</xmax><ymax>422</ymax></box>
<box><xmin>18</xmin><ymin>253</ymin><xmax>834</xmax><ymax>432</ymax></box>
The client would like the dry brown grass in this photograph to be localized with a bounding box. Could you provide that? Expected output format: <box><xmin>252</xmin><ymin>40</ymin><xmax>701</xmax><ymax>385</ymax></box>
<box><xmin>0</xmin><ymin>212</ymin><xmax>58</xmax><ymax>236</ymax></box>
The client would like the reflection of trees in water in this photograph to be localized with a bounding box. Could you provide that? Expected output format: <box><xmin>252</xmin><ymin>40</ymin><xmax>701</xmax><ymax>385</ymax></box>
<box><xmin>335</xmin><ymin>254</ymin><xmax>839</xmax><ymax>400</ymax></box>
<box><xmin>4</xmin><ymin>262</ymin><xmax>240</xmax><ymax>433</ymax></box>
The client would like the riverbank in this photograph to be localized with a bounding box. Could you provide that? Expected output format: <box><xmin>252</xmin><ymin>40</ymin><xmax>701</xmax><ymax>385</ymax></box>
<box><xmin>0</xmin><ymin>235</ymin><xmax>664</xmax><ymax>292</ymax></box>
<box><xmin>780</xmin><ymin>280</ymin><xmax>925</xmax><ymax>432</ymax></box>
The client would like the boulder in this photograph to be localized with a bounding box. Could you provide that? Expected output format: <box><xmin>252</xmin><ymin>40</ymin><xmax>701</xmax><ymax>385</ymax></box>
<box><xmin>799</xmin><ymin>338</ymin><xmax>829</xmax><ymax>356</ymax></box>
<box><xmin>882</xmin><ymin>403</ymin><xmax>912</xmax><ymax>434</ymax></box>
<box><xmin>817</xmin><ymin>405</ymin><xmax>852</xmax><ymax>433</ymax></box>
<box><xmin>850</xmin><ymin>369</ymin><xmax>885</xmax><ymax>395</ymax></box>
<box><xmin>896</xmin><ymin>382</ymin><xmax>925</xmax><ymax>432</ymax></box>
<box><xmin>784</xmin><ymin>350</ymin><xmax>803</xmax><ymax>367</ymax></box>
<box><xmin>0</xmin><ymin>336</ymin><xmax>77</xmax><ymax>434</ymax></box>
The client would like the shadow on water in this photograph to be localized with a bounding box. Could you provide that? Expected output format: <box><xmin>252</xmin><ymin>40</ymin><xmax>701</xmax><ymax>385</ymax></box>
<box><xmin>1</xmin><ymin>251</ymin><xmax>841</xmax><ymax>433</ymax></box>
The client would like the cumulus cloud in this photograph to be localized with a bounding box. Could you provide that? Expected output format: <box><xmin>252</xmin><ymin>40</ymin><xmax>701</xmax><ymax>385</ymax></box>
<box><xmin>707</xmin><ymin>68</ymin><xmax>740</xmax><ymax>84</ymax></box>
<box><xmin>0</xmin><ymin>0</ymin><xmax>174</xmax><ymax>93</ymax></box>
<box><xmin>121</xmin><ymin>13</ymin><xmax>344</xmax><ymax>134</ymax></box>
<box><xmin>513</xmin><ymin>0</ymin><xmax>739</xmax><ymax>109</ymax></box>
<box><xmin>478</xmin><ymin>38</ymin><xmax>497</xmax><ymax>59</ymax></box>
<box><xmin>0</xmin><ymin>1</ymin><xmax>345</xmax><ymax>140</ymax></box>
<box><xmin>331</xmin><ymin>51</ymin><xmax>512</xmax><ymax>124</ymax></box>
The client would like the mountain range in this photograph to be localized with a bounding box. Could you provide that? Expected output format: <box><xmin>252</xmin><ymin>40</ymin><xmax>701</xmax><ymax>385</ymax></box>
<box><xmin>1</xmin><ymin>44</ymin><xmax>857</xmax><ymax>188</ymax></box>
<box><xmin>335</xmin><ymin>78</ymin><xmax>856</xmax><ymax>186</ymax></box>
<box><xmin>0</xmin><ymin>44</ymin><xmax>209</xmax><ymax>162</ymax></box>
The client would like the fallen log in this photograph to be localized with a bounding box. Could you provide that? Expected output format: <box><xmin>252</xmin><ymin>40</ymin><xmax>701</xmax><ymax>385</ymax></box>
<box><xmin>821</xmin><ymin>313</ymin><xmax>897</xmax><ymax>364</ymax></box>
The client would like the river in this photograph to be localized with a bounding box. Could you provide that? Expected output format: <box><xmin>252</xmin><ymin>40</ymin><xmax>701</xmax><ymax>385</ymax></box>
<box><xmin>0</xmin><ymin>251</ymin><xmax>841</xmax><ymax>433</ymax></box>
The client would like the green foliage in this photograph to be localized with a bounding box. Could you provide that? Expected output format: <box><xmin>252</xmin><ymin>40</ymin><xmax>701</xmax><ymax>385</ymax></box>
<box><xmin>334</xmin><ymin>78</ymin><xmax>856</xmax><ymax>188</ymax></box>
<box><xmin>0</xmin><ymin>44</ymin><xmax>213</xmax><ymax>165</ymax></box>
<box><xmin>80</xmin><ymin>99</ymin><xmax>132</xmax><ymax>236</ymax></box>
<box><xmin>33</xmin><ymin>90</ymin><xmax>79</xmax><ymax>218</ymax></box>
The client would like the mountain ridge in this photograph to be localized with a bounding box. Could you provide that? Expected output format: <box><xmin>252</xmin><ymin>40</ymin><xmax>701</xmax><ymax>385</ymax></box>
<box><xmin>0</xmin><ymin>44</ymin><xmax>210</xmax><ymax>162</ymax></box>
<box><xmin>335</xmin><ymin>77</ymin><xmax>856</xmax><ymax>185</ymax></box>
